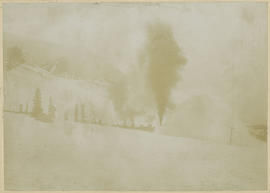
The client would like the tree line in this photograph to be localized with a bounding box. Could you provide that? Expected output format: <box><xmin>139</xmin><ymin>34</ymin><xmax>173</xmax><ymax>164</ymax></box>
<box><xmin>12</xmin><ymin>88</ymin><xmax>154</xmax><ymax>132</ymax></box>
<box><xmin>15</xmin><ymin>88</ymin><xmax>56</xmax><ymax>122</ymax></box>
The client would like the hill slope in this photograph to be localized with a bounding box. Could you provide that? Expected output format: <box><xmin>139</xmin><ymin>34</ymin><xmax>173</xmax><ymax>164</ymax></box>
<box><xmin>4</xmin><ymin>113</ymin><xmax>267</xmax><ymax>191</ymax></box>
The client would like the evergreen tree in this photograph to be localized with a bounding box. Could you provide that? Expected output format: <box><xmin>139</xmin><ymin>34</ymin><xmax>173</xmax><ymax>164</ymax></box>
<box><xmin>19</xmin><ymin>104</ymin><xmax>23</xmax><ymax>113</ymax></box>
<box><xmin>74</xmin><ymin>104</ymin><xmax>79</xmax><ymax>122</ymax></box>
<box><xmin>32</xmin><ymin>88</ymin><xmax>43</xmax><ymax>118</ymax></box>
<box><xmin>81</xmin><ymin>104</ymin><xmax>86</xmax><ymax>123</ymax></box>
<box><xmin>64</xmin><ymin>110</ymin><xmax>69</xmax><ymax>120</ymax></box>
<box><xmin>48</xmin><ymin>97</ymin><xmax>56</xmax><ymax>121</ymax></box>
<box><xmin>25</xmin><ymin>103</ymin><xmax>29</xmax><ymax>114</ymax></box>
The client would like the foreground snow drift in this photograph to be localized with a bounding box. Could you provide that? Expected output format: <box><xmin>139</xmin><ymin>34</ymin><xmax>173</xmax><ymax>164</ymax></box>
<box><xmin>4</xmin><ymin>113</ymin><xmax>267</xmax><ymax>190</ymax></box>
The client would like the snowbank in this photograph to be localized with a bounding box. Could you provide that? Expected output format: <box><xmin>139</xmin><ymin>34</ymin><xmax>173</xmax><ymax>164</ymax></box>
<box><xmin>4</xmin><ymin>113</ymin><xmax>267</xmax><ymax>191</ymax></box>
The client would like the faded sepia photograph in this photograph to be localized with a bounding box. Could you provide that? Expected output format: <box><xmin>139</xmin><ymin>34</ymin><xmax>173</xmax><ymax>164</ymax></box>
<box><xmin>2</xmin><ymin>2</ymin><xmax>268</xmax><ymax>191</ymax></box>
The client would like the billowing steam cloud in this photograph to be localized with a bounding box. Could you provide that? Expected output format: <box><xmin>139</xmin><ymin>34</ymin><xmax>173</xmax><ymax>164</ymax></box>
<box><xmin>144</xmin><ymin>22</ymin><xmax>187</xmax><ymax>125</ymax></box>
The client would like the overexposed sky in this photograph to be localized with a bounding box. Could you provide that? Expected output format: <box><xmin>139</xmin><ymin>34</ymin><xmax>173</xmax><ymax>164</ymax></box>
<box><xmin>3</xmin><ymin>2</ymin><xmax>268</xmax><ymax>124</ymax></box>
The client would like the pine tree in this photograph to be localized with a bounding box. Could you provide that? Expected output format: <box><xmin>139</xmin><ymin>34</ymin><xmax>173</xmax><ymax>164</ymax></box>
<box><xmin>19</xmin><ymin>104</ymin><xmax>23</xmax><ymax>113</ymax></box>
<box><xmin>48</xmin><ymin>97</ymin><xmax>56</xmax><ymax>121</ymax></box>
<box><xmin>81</xmin><ymin>104</ymin><xmax>85</xmax><ymax>123</ymax></box>
<box><xmin>74</xmin><ymin>104</ymin><xmax>78</xmax><ymax>122</ymax></box>
<box><xmin>32</xmin><ymin>88</ymin><xmax>43</xmax><ymax>118</ymax></box>
<box><xmin>64</xmin><ymin>110</ymin><xmax>69</xmax><ymax>120</ymax></box>
<box><xmin>25</xmin><ymin>103</ymin><xmax>29</xmax><ymax>114</ymax></box>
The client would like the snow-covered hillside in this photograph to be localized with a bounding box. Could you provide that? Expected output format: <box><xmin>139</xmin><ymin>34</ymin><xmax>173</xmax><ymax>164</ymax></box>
<box><xmin>4</xmin><ymin>113</ymin><xmax>267</xmax><ymax>190</ymax></box>
<box><xmin>4</xmin><ymin>64</ymin><xmax>266</xmax><ymax>146</ymax></box>
<box><xmin>4</xmin><ymin>64</ymin><xmax>116</xmax><ymax>121</ymax></box>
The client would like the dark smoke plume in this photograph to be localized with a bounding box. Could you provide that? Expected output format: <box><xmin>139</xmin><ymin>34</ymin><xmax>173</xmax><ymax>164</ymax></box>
<box><xmin>144</xmin><ymin>22</ymin><xmax>186</xmax><ymax>125</ymax></box>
